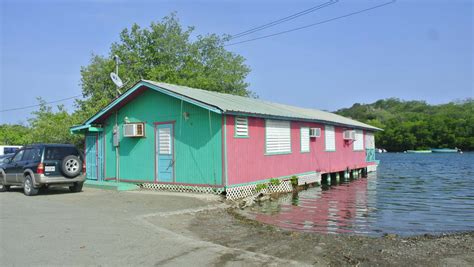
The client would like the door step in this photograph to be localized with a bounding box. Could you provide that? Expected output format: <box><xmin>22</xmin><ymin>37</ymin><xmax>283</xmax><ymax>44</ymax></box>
<box><xmin>84</xmin><ymin>180</ymin><xmax>140</xmax><ymax>191</ymax></box>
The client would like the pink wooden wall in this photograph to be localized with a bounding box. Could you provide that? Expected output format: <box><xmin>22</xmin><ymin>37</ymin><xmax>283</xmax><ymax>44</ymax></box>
<box><xmin>225</xmin><ymin>115</ymin><xmax>369</xmax><ymax>186</ymax></box>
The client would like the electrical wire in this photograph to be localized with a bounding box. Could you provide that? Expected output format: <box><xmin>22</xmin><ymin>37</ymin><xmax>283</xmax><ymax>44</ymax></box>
<box><xmin>229</xmin><ymin>0</ymin><xmax>339</xmax><ymax>40</ymax></box>
<box><xmin>0</xmin><ymin>95</ymin><xmax>82</xmax><ymax>113</ymax></box>
<box><xmin>226</xmin><ymin>0</ymin><xmax>396</xmax><ymax>46</ymax></box>
<box><xmin>2</xmin><ymin>1</ymin><xmax>395</xmax><ymax>112</ymax></box>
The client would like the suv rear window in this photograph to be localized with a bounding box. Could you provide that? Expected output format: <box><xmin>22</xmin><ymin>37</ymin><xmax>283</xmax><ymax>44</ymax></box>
<box><xmin>44</xmin><ymin>147</ymin><xmax>80</xmax><ymax>160</ymax></box>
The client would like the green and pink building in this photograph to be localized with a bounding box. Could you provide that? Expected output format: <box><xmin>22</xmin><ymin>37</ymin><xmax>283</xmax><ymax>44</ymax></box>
<box><xmin>71</xmin><ymin>80</ymin><xmax>380</xmax><ymax>198</ymax></box>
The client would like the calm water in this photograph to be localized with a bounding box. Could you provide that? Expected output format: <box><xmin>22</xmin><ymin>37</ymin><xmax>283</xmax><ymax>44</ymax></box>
<box><xmin>249</xmin><ymin>153</ymin><xmax>474</xmax><ymax>236</ymax></box>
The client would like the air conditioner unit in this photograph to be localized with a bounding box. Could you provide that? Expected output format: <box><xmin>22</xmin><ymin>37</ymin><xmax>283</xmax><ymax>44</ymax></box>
<box><xmin>343</xmin><ymin>130</ymin><xmax>356</xmax><ymax>140</ymax></box>
<box><xmin>309</xmin><ymin>128</ymin><xmax>321</xmax><ymax>138</ymax></box>
<box><xmin>123</xmin><ymin>123</ymin><xmax>145</xmax><ymax>137</ymax></box>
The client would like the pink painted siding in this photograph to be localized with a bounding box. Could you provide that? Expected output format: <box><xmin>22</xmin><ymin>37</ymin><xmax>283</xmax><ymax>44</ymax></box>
<box><xmin>225</xmin><ymin>115</ymin><xmax>370</xmax><ymax>186</ymax></box>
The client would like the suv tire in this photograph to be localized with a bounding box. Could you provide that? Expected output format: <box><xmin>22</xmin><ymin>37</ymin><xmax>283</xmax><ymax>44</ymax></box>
<box><xmin>61</xmin><ymin>155</ymin><xmax>82</xmax><ymax>178</ymax></box>
<box><xmin>69</xmin><ymin>181</ymin><xmax>84</xmax><ymax>193</ymax></box>
<box><xmin>0</xmin><ymin>184</ymin><xmax>10</xmax><ymax>192</ymax></box>
<box><xmin>23</xmin><ymin>175</ymin><xmax>39</xmax><ymax>196</ymax></box>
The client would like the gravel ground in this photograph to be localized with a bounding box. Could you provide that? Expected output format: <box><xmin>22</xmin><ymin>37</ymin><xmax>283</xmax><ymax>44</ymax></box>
<box><xmin>2</xmin><ymin>186</ymin><xmax>472</xmax><ymax>266</ymax></box>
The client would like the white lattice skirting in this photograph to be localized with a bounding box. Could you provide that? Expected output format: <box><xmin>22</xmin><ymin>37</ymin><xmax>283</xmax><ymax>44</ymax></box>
<box><xmin>141</xmin><ymin>183</ymin><xmax>225</xmax><ymax>194</ymax></box>
<box><xmin>225</xmin><ymin>180</ymin><xmax>293</xmax><ymax>200</ymax></box>
<box><xmin>298</xmin><ymin>172</ymin><xmax>322</xmax><ymax>186</ymax></box>
<box><xmin>141</xmin><ymin>180</ymin><xmax>293</xmax><ymax>200</ymax></box>
<box><xmin>367</xmin><ymin>164</ymin><xmax>378</xmax><ymax>173</ymax></box>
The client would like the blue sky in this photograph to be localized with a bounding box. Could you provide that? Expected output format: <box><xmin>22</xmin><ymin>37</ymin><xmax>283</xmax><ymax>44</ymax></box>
<box><xmin>0</xmin><ymin>0</ymin><xmax>472</xmax><ymax>124</ymax></box>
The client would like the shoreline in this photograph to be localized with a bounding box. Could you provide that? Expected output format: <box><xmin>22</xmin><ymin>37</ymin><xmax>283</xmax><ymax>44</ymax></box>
<box><xmin>230</xmin><ymin>207</ymin><xmax>474</xmax><ymax>239</ymax></box>
<box><xmin>182</xmin><ymin>207</ymin><xmax>474</xmax><ymax>266</ymax></box>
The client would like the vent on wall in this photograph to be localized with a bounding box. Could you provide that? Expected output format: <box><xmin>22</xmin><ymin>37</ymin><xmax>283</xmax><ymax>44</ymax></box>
<box><xmin>235</xmin><ymin>117</ymin><xmax>248</xmax><ymax>137</ymax></box>
<box><xmin>124</xmin><ymin>123</ymin><xmax>145</xmax><ymax>137</ymax></box>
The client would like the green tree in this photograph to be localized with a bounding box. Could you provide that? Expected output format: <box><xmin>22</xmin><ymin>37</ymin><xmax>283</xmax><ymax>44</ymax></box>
<box><xmin>1</xmin><ymin>13</ymin><xmax>252</xmax><ymax>147</ymax></box>
<box><xmin>27</xmin><ymin>99</ymin><xmax>83</xmax><ymax>147</ymax></box>
<box><xmin>0</xmin><ymin>124</ymin><xmax>32</xmax><ymax>145</ymax></box>
<box><xmin>336</xmin><ymin>98</ymin><xmax>474</xmax><ymax>151</ymax></box>
<box><xmin>78</xmin><ymin>13</ymin><xmax>251</xmax><ymax>121</ymax></box>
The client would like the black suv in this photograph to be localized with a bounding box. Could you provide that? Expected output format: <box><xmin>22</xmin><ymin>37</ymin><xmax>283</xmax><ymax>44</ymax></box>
<box><xmin>0</xmin><ymin>144</ymin><xmax>86</xmax><ymax>196</ymax></box>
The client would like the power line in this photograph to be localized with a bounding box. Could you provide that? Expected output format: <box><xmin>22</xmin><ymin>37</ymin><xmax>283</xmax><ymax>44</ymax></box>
<box><xmin>0</xmin><ymin>95</ymin><xmax>82</xmax><ymax>113</ymax></box>
<box><xmin>1</xmin><ymin>1</ymin><xmax>395</xmax><ymax>113</ymax></box>
<box><xmin>229</xmin><ymin>0</ymin><xmax>339</xmax><ymax>40</ymax></box>
<box><xmin>226</xmin><ymin>0</ymin><xmax>396</xmax><ymax>46</ymax></box>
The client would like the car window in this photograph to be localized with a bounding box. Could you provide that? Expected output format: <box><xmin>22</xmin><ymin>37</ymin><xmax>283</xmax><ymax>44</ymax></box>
<box><xmin>1</xmin><ymin>157</ymin><xmax>11</xmax><ymax>163</ymax></box>
<box><xmin>22</xmin><ymin>149</ymin><xmax>32</xmax><ymax>161</ymax></box>
<box><xmin>12</xmin><ymin>150</ymin><xmax>24</xmax><ymax>162</ymax></box>
<box><xmin>44</xmin><ymin>147</ymin><xmax>79</xmax><ymax>160</ymax></box>
<box><xmin>31</xmin><ymin>148</ymin><xmax>42</xmax><ymax>161</ymax></box>
<box><xmin>23</xmin><ymin>148</ymin><xmax>42</xmax><ymax>162</ymax></box>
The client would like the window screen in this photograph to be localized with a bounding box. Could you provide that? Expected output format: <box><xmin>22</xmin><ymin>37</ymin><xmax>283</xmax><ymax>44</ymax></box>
<box><xmin>300</xmin><ymin>127</ymin><xmax>310</xmax><ymax>152</ymax></box>
<box><xmin>265</xmin><ymin>120</ymin><xmax>291</xmax><ymax>154</ymax></box>
<box><xmin>325</xmin><ymin>125</ymin><xmax>336</xmax><ymax>151</ymax></box>
<box><xmin>365</xmin><ymin>132</ymin><xmax>375</xmax><ymax>149</ymax></box>
<box><xmin>353</xmin><ymin>130</ymin><xmax>364</xmax><ymax>150</ymax></box>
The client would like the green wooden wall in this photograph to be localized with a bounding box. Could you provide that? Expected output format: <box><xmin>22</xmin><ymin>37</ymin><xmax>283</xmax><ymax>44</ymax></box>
<box><xmin>104</xmin><ymin>118</ymin><xmax>116</xmax><ymax>179</ymax></box>
<box><xmin>102</xmin><ymin>89</ymin><xmax>223</xmax><ymax>185</ymax></box>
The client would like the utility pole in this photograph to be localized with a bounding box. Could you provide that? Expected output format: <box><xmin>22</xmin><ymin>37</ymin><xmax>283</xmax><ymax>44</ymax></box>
<box><xmin>114</xmin><ymin>55</ymin><xmax>120</xmax><ymax>183</ymax></box>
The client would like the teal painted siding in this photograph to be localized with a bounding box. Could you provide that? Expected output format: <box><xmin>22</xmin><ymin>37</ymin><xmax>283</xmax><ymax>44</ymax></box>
<box><xmin>102</xmin><ymin>89</ymin><xmax>222</xmax><ymax>185</ymax></box>
<box><xmin>104</xmin><ymin>118</ymin><xmax>116</xmax><ymax>179</ymax></box>
<box><xmin>366</xmin><ymin>148</ymin><xmax>376</xmax><ymax>162</ymax></box>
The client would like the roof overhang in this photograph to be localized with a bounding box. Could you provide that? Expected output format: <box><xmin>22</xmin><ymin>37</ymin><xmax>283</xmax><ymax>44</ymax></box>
<box><xmin>70</xmin><ymin>80</ymin><xmax>223</xmax><ymax>134</ymax></box>
<box><xmin>71</xmin><ymin>79</ymin><xmax>382</xmax><ymax>134</ymax></box>
<box><xmin>70</xmin><ymin>124</ymin><xmax>104</xmax><ymax>134</ymax></box>
<box><xmin>225</xmin><ymin>111</ymin><xmax>383</xmax><ymax>131</ymax></box>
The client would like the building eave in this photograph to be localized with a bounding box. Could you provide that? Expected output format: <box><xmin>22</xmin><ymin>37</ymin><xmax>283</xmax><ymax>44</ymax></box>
<box><xmin>72</xmin><ymin>80</ymin><xmax>223</xmax><ymax>133</ymax></box>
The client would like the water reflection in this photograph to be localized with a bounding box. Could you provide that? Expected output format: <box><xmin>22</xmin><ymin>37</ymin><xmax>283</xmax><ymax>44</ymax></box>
<box><xmin>250</xmin><ymin>153</ymin><xmax>474</xmax><ymax>236</ymax></box>
<box><xmin>253</xmin><ymin>175</ymin><xmax>375</xmax><ymax>235</ymax></box>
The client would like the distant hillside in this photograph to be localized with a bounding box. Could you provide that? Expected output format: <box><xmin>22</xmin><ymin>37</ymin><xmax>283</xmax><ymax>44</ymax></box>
<box><xmin>335</xmin><ymin>98</ymin><xmax>474</xmax><ymax>152</ymax></box>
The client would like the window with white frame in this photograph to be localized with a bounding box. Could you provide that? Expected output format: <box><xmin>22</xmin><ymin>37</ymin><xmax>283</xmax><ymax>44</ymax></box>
<box><xmin>265</xmin><ymin>120</ymin><xmax>291</xmax><ymax>154</ymax></box>
<box><xmin>325</xmin><ymin>125</ymin><xmax>336</xmax><ymax>151</ymax></box>
<box><xmin>365</xmin><ymin>132</ymin><xmax>375</xmax><ymax>149</ymax></box>
<box><xmin>234</xmin><ymin>116</ymin><xmax>248</xmax><ymax>137</ymax></box>
<box><xmin>300</xmin><ymin>127</ymin><xmax>310</xmax><ymax>152</ymax></box>
<box><xmin>353</xmin><ymin>129</ymin><xmax>364</xmax><ymax>150</ymax></box>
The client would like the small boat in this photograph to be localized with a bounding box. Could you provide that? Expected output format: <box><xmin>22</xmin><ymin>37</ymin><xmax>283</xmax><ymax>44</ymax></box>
<box><xmin>406</xmin><ymin>150</ymin><xmax>432</xmax><ymax>153</ymax></box>
<box><xmin>431</xmin><ymin>148</ymin><xmax>459</xmax><ymax>153</ymax></box>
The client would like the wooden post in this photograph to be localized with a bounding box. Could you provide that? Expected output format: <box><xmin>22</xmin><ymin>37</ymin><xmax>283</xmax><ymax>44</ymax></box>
<box><xmin>344</xmin><ymin>170</ymin><xmax>350</xmax><ymax>181</ymax></box>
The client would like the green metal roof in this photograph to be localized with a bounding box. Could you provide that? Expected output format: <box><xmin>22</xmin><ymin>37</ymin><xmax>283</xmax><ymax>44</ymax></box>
<box><xmin>73</xmin><ymin>80</ymin><xmax>381</xmax><ymax>132</ymax></box>
<box><xmin>143</xmin><ymin>80</ymin><xmax>382</xmax><ymax>131</ymax></box>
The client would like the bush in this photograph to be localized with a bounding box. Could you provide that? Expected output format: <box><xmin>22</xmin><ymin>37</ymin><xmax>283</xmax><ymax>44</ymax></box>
<box><xmin>290</xmin><ymin>176</ymin><xmax>298</xmax><ymax>187</ymax></box>
<box><xmin>269</xmin><ymin>178</ymin><xmax>280</xmax><ymax>186</ymax></box>
<box><xmin>255</xmin><ymin>183</ymin><xmax>267</xmax><ymax>192</ymax></box>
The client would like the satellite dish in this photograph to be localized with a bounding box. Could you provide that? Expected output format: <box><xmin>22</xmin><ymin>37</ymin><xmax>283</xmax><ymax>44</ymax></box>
<box><xmin>110</xmin><ymin>72</ymin><xmax>123</xmax><ymax>88</ymax></box>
